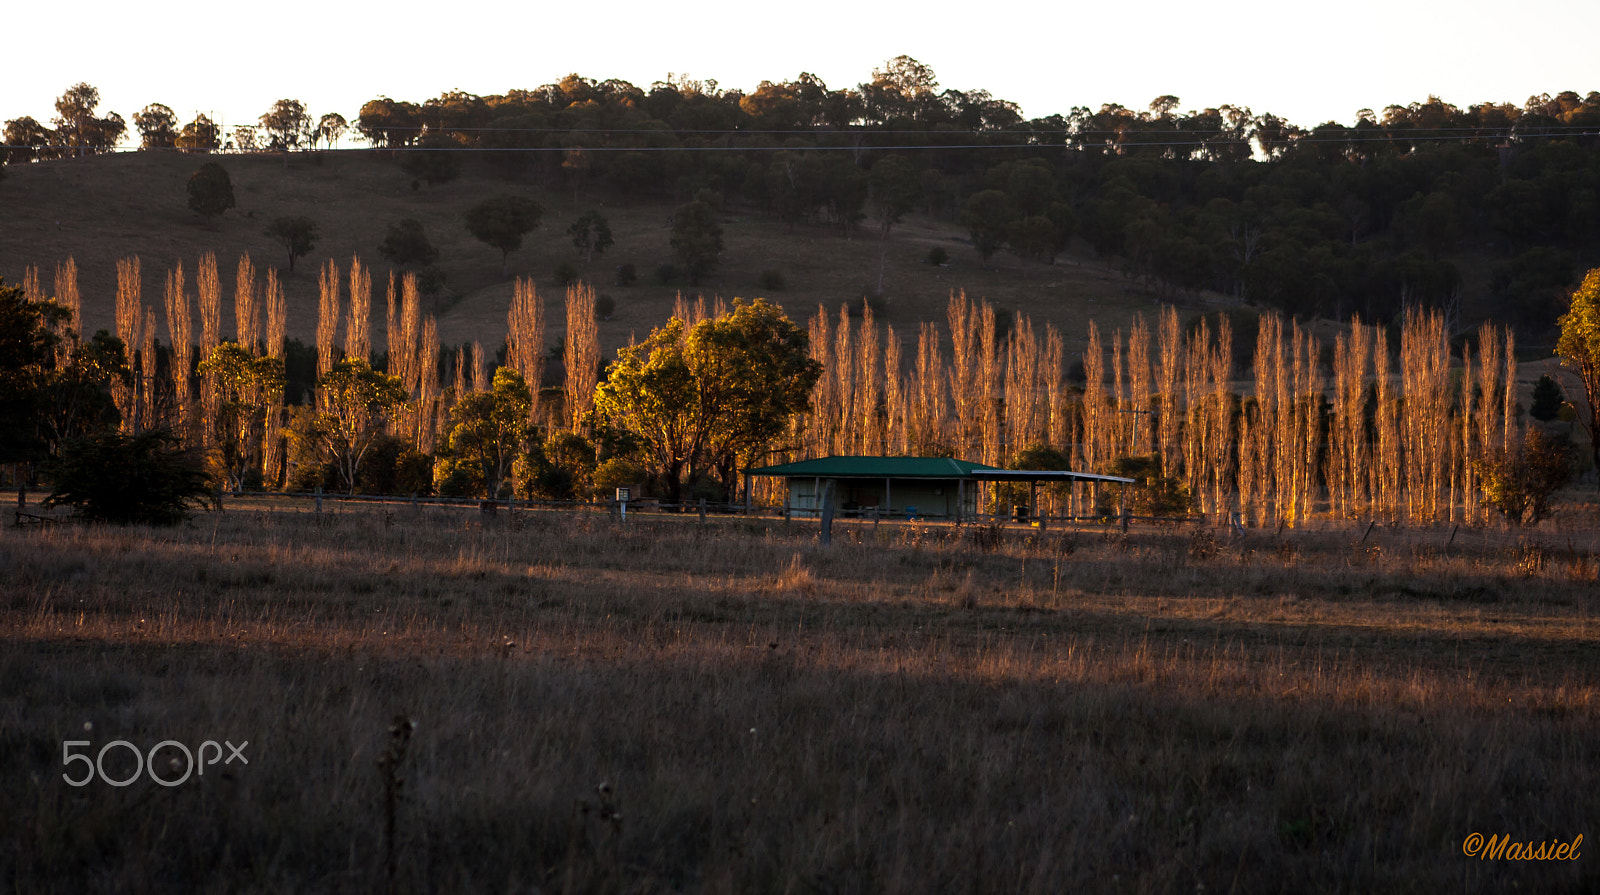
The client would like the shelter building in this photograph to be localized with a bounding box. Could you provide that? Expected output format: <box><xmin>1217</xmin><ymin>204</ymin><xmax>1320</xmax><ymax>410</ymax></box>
<box><xmin>745</xmin><ymin>456</ymin><xmax>1133</xmax><ymax>521</ymax></box>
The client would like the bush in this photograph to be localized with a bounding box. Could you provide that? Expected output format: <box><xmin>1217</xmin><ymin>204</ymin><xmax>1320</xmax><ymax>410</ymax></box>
<box><xmin>355</xmin><ymin>435</ymin><xmax>433</xmax><ymax>495</ymax></box>
<box><xmin>1475</xmin><ymin>429</ymin><xmax>1574</xmax><ymax>526</ymax></box>
<box><xmin>595</xmin><ymin>294</ymin><xmax>616</xmax><ymax>320</ymax></box>
<box><xmin>655</xmin><ymin>263</ymin><xmax>679</xmax><ymax>286</ymax></box>
<box><xmin>45</xmin><ymin>429</ymin><xmax>216</xmax><ymax>525</ymax></box>
<box><xmin>615</xmin><ymin>263</ymin><xmax>637</xmax><ymax>286</ymax></box>
<box><xmin>926</xmin><ymin>246</ymin><xmax>949</xmax><ymax>266</ymax></box>
<box><xmin>758</xmin><ymin>269</ymin><xmax>786</xmax><ymax>291</ymax></box>
<box><xmin>554</xmin><ymin>260</ymin><xmax>580</xmax><ymax>287</ymax></box>
<box><xmin>1531</xmin><ymin>374</ymin><xmax>1565</xmax><ymax>422</ymax></box>
<box><xmin>592</xmin><ymin>458</ymin><xmax>643</xmax><ymax>493</ymax></box>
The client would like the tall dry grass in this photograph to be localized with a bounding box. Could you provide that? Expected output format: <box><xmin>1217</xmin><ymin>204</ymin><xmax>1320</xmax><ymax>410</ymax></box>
<box><xmin>2</xmin><ymin>506</ymin><xmax>1595</xmax><ymax>892</ymax></box>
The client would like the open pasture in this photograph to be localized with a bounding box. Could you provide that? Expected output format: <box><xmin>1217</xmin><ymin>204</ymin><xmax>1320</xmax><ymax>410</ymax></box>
<box><xmin>2</xmin><ymin>504</ymin><xmax>1598</xmax><ymax>892</ymax></box>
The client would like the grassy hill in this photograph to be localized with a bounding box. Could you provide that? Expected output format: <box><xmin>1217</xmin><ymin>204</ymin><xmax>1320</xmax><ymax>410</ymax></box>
<box><xmin>0</xmin><ymin>150</ymin><xmax>1231</xmax><ymax>357</ymax></box>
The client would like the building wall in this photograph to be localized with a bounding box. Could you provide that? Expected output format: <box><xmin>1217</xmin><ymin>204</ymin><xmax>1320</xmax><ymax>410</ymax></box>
<box><xmin>784</xmin><ymin>478</ymin><xmax>975</xmax><ymax>519</ymax></box>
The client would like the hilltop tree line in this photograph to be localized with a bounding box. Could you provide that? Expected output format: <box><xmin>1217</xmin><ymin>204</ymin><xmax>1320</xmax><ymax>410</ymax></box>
<box><xmin>5</xmin><ymin>250</ymin><xmax>1598</xmax><ymax>525</ymax></box>
<box><xmin>6</xmin><ymin>67</ymin><xmax>1600</xmax><ymax>331</ymax></box>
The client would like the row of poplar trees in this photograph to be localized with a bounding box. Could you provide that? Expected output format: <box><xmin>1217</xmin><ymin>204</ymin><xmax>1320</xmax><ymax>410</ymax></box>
<box><xmin>25</xmin><ymin>253</ymin><xmax>1530</xmax><ymax>523</ymax></box>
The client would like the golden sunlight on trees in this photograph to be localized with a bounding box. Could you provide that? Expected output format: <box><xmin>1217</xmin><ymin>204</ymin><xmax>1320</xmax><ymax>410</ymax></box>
<box><xmin>1557</xmin><ymin>267</ymin><xmax>1600</xmax><ymax>483</ymax></box>
<box><xmin>292</xmin><ymin>358</ymin><xmax>409</xmax><ymax>494</ymax></box>
<box><xmin>592</xmin><ymin>298</ymin><xmax>820</xmax><ymax>504</ymax></box>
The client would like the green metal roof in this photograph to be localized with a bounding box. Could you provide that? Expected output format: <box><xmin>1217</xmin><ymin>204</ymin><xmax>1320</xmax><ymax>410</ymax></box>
<box><xmin>747</xmin><ymin>456</ymin><xmax>1001</xmax><ymax>479</ymax></box>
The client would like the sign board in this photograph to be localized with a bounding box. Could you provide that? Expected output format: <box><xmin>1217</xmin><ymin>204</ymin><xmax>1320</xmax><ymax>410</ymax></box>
<box><xmin>615</xmin><ymin>487</ymin><xmax>631</xmax><ymax>502</ymax></box>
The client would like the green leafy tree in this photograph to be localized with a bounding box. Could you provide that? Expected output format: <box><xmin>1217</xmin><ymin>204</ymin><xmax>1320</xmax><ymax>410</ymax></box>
<box><xmin>132</xmin><ymin>103</ymin><xmax>178</xmax><ymax>149</ymax></box>
<box><xmin>45</xmin><ymin>429</ymin><xmax>215</xmax><ymax>525</ymax></box>
<box><xmin>962</xmin><ymin>189</ymin><xmax>1016</xmax><ymax>265</ymax></box>
<box><xmin>520</xmin><ymin>431</ymin><xmax>599</xmax><ymax>500</ymax></box>
<box><xmin>265</xmin><ymin>216</ymin><xmax>319</xmax><ymax>272</ymax></box>
<box><xmin>592</xmin><ymin>298</ymin><xmax>821</xmax><ymax>503</ymax></box>
<box><xmin>1530</xmin><ymin>374</ymin><xmax>1566</xmax><ymax>422</ymax></box>
<box><xmin>197</xmin><ymin>342</ymin><xmax>286</xmax><ymax>490</ymax></box>
<box><xmin>38</xmin><ymin>330</ymin><xmax>130</xmax><ymax>458</ymax></box>
<box><xmin>1474</xmin><ymin>429</ymin><xmax>1575</xmax><ymax>526</ymax></box>
<box><xmin>303</xmin><ymin>358</ymin><xmax>409</xmax><ymax>493</ymax></box>
<box><xmin>1556</xmin><ymin>267</ymin><xmax>1600</xmax><ymax>482</ymax></box>
<box><xmin>464</xmin><ymin>196</ymin><xmax>543</xmax><ymax>276</ymax></box>
<box><xmin>399</xmin><ymin>133</ymin><xmax>463</xmax><ymax>187</ymax></box>
<box><xmin>670</xmin><ymin>200</ymin><xmax>724</xmax><ymax>286</ymax></box>
<box><xmin>436</xmin><ymin>367</ymin><xmax>532</xmax><ymax>499</ymax></box>
<box><xmin>568</xmin><ymin>210</ymin><xmax>615</xmax><ymax>264</ymax></box>
<box><xmin>187</xmin><ymin>162</ymin><xmax>235</xmax><ymax>222</ymax></box>
<box><xmin>0</xmin><ymin>280</ymin><xmax>68</xmax><ymax>463</ymax></box>
<box><xmin>378</xmin><ymin>219</ymin><xmax>439</xmax><ymax>269</ymax></box>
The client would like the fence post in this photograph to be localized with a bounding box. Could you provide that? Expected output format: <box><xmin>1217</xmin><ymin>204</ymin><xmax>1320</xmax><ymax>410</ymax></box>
<box><xmin>315</xmin><ymin>486</ymin><xmax>322</xmax><ymax>515</ymax></box>
<box><xmin>819</xmin><ymin>481</ymin><xmax>835</xmax><ymax>546</ymax></box>
<box><xmin>699</xmin><ymin>497</ymin><xmax>706</xmax><ymax>523</ymax></box>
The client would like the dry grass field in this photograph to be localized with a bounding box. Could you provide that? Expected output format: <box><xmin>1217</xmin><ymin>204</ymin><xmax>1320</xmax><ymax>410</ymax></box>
<box><xmin>3</xmin><ymin>500</ymin><xmax>1598</xmax><ymax>893</ymax></box>
<box><xmin>0</xmin><ymin>150</ymin><xmax>1203</xmax><ymax>357</ymax></box>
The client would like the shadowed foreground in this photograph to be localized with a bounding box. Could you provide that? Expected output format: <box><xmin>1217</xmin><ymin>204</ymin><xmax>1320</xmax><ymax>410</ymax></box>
<box><xmin>2</xmin><ymin>506</ymin><xmax>1596</xmax><ymax>892</ymax></box>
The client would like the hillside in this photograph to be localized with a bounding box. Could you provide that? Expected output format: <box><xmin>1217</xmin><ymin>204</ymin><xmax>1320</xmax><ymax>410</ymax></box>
<box><xmin>0</xmin><ymin>150</ymin><xmax>1210</xmax><ymax>356</ymax></box>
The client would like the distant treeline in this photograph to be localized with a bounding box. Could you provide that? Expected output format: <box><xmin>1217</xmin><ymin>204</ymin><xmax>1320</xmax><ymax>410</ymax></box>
<box><xmin>6</xmin><ymin>63</ymin><xmax>1600</xmax><ymax>328</ymax></box>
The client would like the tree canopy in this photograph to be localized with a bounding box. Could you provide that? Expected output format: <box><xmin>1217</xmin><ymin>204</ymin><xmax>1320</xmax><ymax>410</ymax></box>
<box><xmin>187</xmin><ymin>162</ymin><xmax>235</xmax><ymax>221</ymax></box>
<box><xmin>464</xmin><ymin>196</ymin><xmax>543</xmax><ymax>276</ymax></box>
<box><xmin>378</xmin><ymin>219</ymin><xmax>439</xmax><ymax>269</ymax></box>
<box><xmin>265</xmin><ymin>216</ymin><xmax>319</xmax><ymax>271</ymax></box>
<box><xmin>670</xmin><ymin>200</ymin><xmax>724</xmax><ymax>286</ymax></box>
<box><xmin>1556</xmin><ymin>267</ymin><xmax>1600</xmax><ymax>482</ymax></box>
<box><xmin>591</xmin><ymin>298</ymin><xmax>820</xmax><ymax>503</ymax></box>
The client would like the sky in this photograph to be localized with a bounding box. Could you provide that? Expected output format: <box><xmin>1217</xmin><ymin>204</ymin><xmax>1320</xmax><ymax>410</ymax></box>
<box><xmin>5</xmin><ymin>0</ymin><xmax>1598</xmax><ymax>139</ymax></box>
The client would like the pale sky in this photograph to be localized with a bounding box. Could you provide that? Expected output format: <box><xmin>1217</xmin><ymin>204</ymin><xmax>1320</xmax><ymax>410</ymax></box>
<box><xmin>5</xmin><ymin>1</ymin><xmax>1597</xmax><ymax>139</ymax></box>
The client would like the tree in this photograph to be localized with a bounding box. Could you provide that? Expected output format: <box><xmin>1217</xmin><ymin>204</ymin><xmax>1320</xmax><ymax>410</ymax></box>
<box><xmin>176</xmin><ymin>114</ymin><xmax>221</xmax><ymax>152</ymax></box>
<box><xmin>436</xmin><ymin>367</ymin><xmax>532</xmax><ymax>498</ymax></box>
<box><xmin>1556</xmin><ymin>267</ymin><xmax>1600</xmax><ymax>483</ymax></box>
<box><xmin>44</xmin><ymin>429</ymin><xmax>215</xmax><ymax>525</ymax></box>
<box><xmin>1530</xmin><ymin>374</ymin><xmax>1566</xmax><ymax>422</ymax></box>
<box><xmin>3</xmin><ymin>116</ymin><xmax>55</xmax><ymax>163</ymax></box>
<box><xmin>51</xmin><ymin>83</ymin><xmax>123</xmax><ymax>156</ymax></box>
<box><xmin>187</xmin><ymin>162</ymin><xmax>235</xmax><ymax>222</ymax></box>
<box><xmin>464</xmin><ymin>196</ymin><xmax>543</xmax><ymax>276</ymax></box>
<box><xmin>378</xmin><ymin>219</ymin><xmax>439</xmax><ymax>269</ymax></box>
<box><xmin>132</xmin><ymin>103</ymin><xmax>178</xmax><ymax>149</ymax></box>
<box><xmin>260</xmin><ymin>99</ymin><xmax>313</xmax><ymax>151</ymax></box>
<box><xmin>592</xmin><ymin>298</ymin><xmax>821</xmax><ymax>503</ymax></box>
<box><xmin>962</xmin><ymin>190</ymin><xmax>1016</xmax><ymax>265</ymax></box>
<box><xmin>670</xmin><ymin>200</ymin><xmax>724</xmax><ymax>286</ymax></box>
<box><xmin>1474</xmin><ymin>429</ymin><xmax>1575</xmax><ymax>525</ymax></box>
<box><xmin>568</xmin><ymin>210</ymin><xmax>615</xmax><ymax>264</ymax></box>
<box><xmin>399</xmin><ymin>133</ymin><xmax>462</xmax><ymax>186</ymax></box>
<box><xmin>37</xmin><ymin>330</ymin><xmax>130</xmax><ymax>458</ymax></box>
<box><xmin>868</xmin><ymin>154</ymin><xmax>921</xmax><ymax>293</ymax></box>
<box><xmin>0</xmin><ymin>279</ymin><xmax>67</xmax><ymax>463</ymax></box>
<box><xmin>316</xmin><ymin>112</ymin><xmax>348</xmax><ymax>148</ymax></box>
<box><xmin>265</xmin><ymin>216</ymin><xmax>319</xmax><ymax>272</ymax></box>
<box><xmin>197</xmin><ymin>342</ymin><xmax>286</xmax><ymax>490</ymax></box>
<box><xmin>355</xmin><ymin>97</ymin><xmax>422</xmax><ymax>149</ymax></box>
<box><xmin>303</xmin><ymin>358</ymin><xmax>409</xmax><ymax>493</ymax></box>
